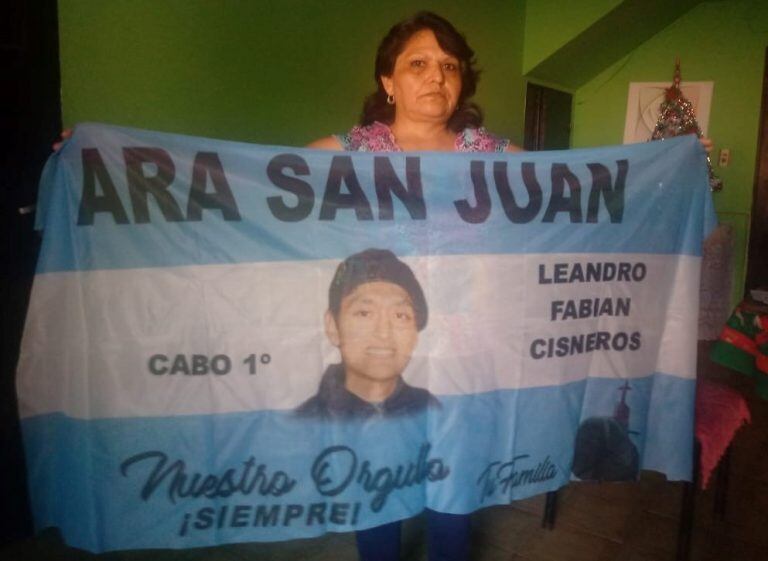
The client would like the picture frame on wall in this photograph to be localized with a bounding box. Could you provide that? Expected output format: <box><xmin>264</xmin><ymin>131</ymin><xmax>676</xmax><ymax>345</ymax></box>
<box><xmin>623</xmin><ymin>81</ymin><xmax>713</xmax><ymax>144</ymax></box>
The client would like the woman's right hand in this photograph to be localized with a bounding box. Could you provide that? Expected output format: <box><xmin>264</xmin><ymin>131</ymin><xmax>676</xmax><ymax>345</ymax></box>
<box><xmin>52</xmin><ymin>128</ymin><xmax>72</xmax><ymax>151</ymax></box>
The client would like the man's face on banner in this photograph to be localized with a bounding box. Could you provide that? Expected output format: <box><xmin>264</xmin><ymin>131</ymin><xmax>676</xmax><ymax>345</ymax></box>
<box><xmin>326</xmin><ymin>281</ymin><xmax>419</xmax><ymax>399</ymax></box>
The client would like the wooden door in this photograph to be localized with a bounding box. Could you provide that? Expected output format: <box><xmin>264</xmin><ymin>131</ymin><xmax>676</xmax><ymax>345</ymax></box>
<box><xmin>746</xmin><ymin>47</ymin><xmax>768</xmax><ymax>293</ymax></box>
<box><xmin>523</xmin><ymin>83</ymin><xmax>573</xmax><ymax>151</ymax></box>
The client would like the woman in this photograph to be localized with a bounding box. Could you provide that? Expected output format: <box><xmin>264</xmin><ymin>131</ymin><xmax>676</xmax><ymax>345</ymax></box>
<box><xmin>309</xmin><ymin>11</ymin><xmax>520</xmax><ymax>155</ymax></box>
<box><xmin>310</xmin><ymin>11</ymin><xmax>509</xmax><ymax>561</ymax></box>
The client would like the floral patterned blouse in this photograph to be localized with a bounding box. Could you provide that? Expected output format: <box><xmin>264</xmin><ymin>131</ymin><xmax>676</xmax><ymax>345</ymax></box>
<box><xmin>335</xmin><ymin>121</ymin><xmax>510</xmax><ymax>152</ymax></box>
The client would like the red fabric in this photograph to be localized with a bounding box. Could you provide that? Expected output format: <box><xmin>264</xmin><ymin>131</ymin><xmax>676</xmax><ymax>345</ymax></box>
<box><xmin>720</xmin><ymin>325</ymin><xmax>759</xmax><ymax>355</ymax></box>
<box><xmin>695</xmin><ymin>379</ymin><xmax>750</xmax><ymax>489</ymax></box>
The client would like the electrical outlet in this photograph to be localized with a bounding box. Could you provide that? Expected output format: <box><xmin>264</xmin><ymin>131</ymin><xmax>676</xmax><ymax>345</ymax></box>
<box><xmin>718</xmin><ymin>148</ymin><xmax>731</xmax><ymax>167</ymax></box>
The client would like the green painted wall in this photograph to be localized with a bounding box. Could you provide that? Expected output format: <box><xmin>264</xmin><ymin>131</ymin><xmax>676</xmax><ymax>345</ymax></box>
<box><xmin>524</xmin><ymin>0</ymin><xmax>704</xmax><ymax>91</ymax></box>
<box><xmin>523</xmin><ymin>0</ymin><xmax>621</xmax><ymax>75</ymax></box>
<box><xmin>58</xmin><ymin>0</ymin><xmax>526</xmax><ymax>146</ymax></box>
<box><xmin>573</xmin><ymin>0</ymin><xmax>768</xmax><ymax>301</ymax></box>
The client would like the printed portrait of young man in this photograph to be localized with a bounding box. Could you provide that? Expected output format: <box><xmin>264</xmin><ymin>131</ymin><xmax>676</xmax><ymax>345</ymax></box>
<box><xmin>296</xmin><ymin>248</ymin><xmax>438</xmax><ymax>419</ymax></box>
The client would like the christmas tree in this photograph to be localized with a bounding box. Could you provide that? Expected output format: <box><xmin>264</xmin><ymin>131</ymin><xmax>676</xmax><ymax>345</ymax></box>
<box><xmin>651</xmin><ymin>59</ymin><xmax>723</xmax><ymax>191</ymax></box>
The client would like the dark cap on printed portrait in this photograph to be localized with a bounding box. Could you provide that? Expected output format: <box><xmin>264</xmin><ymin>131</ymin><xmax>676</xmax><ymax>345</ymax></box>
<box><xmin>328</xmin><ymin>248</ymin><xmax>428</xmax><ymax>330</ymax></box>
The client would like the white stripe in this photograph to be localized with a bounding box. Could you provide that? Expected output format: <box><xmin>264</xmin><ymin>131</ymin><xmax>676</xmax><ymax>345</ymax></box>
<box><xmin>17</xmin><ymin>253</ymin><xmax>701</xmax><ymax>419</ymax></box>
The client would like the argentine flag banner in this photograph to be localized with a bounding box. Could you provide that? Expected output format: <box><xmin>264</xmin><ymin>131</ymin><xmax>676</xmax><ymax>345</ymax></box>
<box><xmin>18</xmin><ymin>124</ymin><xmax>715</xmax><ymax>552</ymax></box>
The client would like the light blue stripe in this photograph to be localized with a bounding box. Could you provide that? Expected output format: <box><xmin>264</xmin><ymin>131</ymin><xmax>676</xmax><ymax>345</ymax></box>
<box><xmin>36</xmin><ymin>124</ymin><xmax>714</xmax><ymax>273</ymax></box>
<box><xmin>22</xmin><ymin>374</ymin><xmax>693</xmax><ymax>552</ymax></box>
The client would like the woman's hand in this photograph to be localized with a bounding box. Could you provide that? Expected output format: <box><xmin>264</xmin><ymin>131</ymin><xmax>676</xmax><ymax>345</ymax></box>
<box><xmin>700</xmin><ymin>136</ymin><xmax>713</xmax><ymax>154</ymax></box>
<box><xmin>52</xmin><ymin>128</ymin><xmax>72</xmax><ymax>152</ymax></box>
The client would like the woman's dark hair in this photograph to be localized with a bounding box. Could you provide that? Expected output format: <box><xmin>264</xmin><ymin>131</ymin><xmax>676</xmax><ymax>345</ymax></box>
<box><xmin>360</xmin><ymin>11</ymin><xmax>483</xmax><ymax>132</ymax></box>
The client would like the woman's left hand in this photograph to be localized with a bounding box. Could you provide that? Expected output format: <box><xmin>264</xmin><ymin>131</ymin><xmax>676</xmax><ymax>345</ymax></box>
<box><xmin>52</xmin><ymin>128</ymin><xmax>72</xmax><ymax>152</ymax></box>
<box><xmin>700</xmin><ymin>137</ymin><xmax>713</xmax><ymax>154</ymax></box>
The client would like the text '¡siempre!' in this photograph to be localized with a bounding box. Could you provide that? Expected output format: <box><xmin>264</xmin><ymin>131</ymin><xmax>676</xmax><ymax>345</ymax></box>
<box><xmin>119</xmin><ymin>443</ymin><xmax>449</xmax><ymax>537</ymax></box>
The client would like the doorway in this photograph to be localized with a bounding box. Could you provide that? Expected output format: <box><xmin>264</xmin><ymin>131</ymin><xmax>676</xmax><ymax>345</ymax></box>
<box><xmin>523</xmin><ymin>83</ymin><xmax>573</xmax><ymax>151</ymax></box>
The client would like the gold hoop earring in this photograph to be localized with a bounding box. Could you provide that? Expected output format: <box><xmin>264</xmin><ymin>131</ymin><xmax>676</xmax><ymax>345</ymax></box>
<box><xmin>386</xmin><ymin>94</ymin><xmax>395</xmax><ymax>105</ymax></box>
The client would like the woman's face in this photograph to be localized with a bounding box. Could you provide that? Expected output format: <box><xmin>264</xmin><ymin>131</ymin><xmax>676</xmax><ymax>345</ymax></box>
<box><xmin>381</xmin><ymin>29</ymin><xmax>462</xmax><ymax>126</ymax></box>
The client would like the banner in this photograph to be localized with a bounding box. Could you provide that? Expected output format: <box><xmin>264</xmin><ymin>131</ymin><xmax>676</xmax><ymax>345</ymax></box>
<box><xmin>17</xmin><ymin>124</ymin><xmax>715</xmax><ymax>552</ymax></box>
